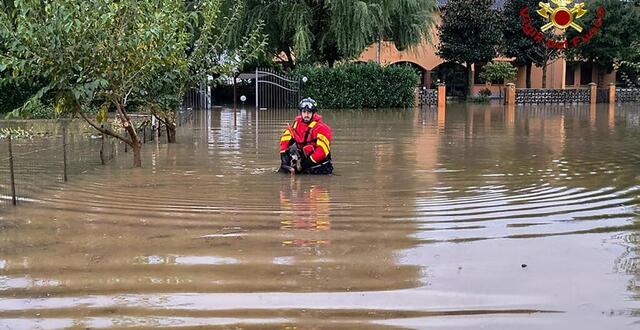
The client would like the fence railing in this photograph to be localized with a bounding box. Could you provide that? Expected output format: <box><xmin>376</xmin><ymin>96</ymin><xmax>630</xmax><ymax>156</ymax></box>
<box><xmin>419</xmin><ymin>88</ymin><xmax>438</xmax><ymax>107</ymax></box>
<box><xmin>0</xmin><ymin>108</ymin><xmax>193</xmax><ymax>209</ymax></box>
<box><xmin>616</xmin><ymin>88</ymin><xmax>640</xmax><ymax>103</ymax></box>
<box><xmin>509</xmin><ymin>84</ymin><xmax>640</xmax><ymax>105</ymax></box>
<box><xmin>515</xmin><ymin>88</ymin><xmax>590</xmax><ymax>104</ymax></box>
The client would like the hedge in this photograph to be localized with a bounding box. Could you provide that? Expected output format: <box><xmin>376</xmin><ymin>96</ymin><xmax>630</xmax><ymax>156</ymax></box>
<box><xmin>293</xmin><ymin>62</ymin><xmax>419</xmax><ymax>109</ymax></box>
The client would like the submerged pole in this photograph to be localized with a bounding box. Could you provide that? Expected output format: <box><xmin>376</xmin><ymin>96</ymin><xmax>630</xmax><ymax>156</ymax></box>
<box><xmin>8</xmin><ymin>134</ymin><xmax>16</xmax><ymax>206</ymax></box>
<box><xmin>100</xmin><ymin>125</ymin><xmax>106</xmax><ymax>165</ymax></box>
<box><xmin>62</xmin><ymin>126</ymin><xmax>68</xmax><ymax>182</ymax></box>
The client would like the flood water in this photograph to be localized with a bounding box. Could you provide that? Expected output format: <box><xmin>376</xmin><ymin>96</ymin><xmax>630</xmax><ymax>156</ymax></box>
<box><xmin>0</xmin><ymin>103</ymin><xmax>639</xmax><ymax>329</ymax></box>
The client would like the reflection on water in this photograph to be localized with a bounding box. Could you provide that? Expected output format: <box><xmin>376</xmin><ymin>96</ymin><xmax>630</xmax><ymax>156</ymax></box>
<box><xmin>0</xmin><ymin>103</ymin><xmax>639</xmax><ymax>328</ymax></box>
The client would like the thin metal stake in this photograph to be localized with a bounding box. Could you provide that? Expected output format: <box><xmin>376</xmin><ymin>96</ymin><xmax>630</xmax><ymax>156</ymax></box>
<box><xmin>8</xmin><ymin>134</ymin><xmax>17</xmax><ymax>206</ymax></box>
<box><xmin>100</xmin><ymin>125</ymin><xmax>106</xmax><ymax>165</ymax></box>
<box><xmin>62</xmin><ymin>126</ymin><xmax>68</xmax><ymax>182</ymax></box>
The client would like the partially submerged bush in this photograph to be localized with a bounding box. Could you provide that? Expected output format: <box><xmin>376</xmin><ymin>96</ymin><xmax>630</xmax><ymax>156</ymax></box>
<box><xmin>293</xmin><ymin>62</ymin><xmax>419</xmax><ymax>109</ymax></box>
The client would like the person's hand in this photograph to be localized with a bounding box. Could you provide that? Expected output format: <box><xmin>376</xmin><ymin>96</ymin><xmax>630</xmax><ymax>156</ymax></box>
<box><xmin>302</xmin><ymin>145</ymin><xmax>314</xmax><ymax>156</ymax></box>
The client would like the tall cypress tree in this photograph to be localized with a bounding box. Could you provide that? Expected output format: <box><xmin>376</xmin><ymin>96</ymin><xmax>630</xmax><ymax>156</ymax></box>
<box><xmin>502</xmin><ymin>0</ymin><xmax>544</xmax><ymax>88</ymax></box>
<box><xmin>437</xmin><ymin>0</ymin><xmax>502</xmax><ymax>95</ymax></box>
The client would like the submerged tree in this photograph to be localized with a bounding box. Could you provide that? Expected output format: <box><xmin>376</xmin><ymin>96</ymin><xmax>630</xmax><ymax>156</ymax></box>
<box><xmin>0</xmin><ymin>0</ymin><xmax>265</xmax><ymax>164</ymax></box>
<box><xmin>1</xmin><ymin>0</ymin><xmax>189</xmax><ymax>167</ymax></box>
<box><xmin>502</xmin><ymin>0</ymin><xmax>546</xmax><ymax>88</ymax></box>
<box><xmin>232</xmin><ymin>0</ymin><xmax>438</xmax><ymax>68</ymax></box>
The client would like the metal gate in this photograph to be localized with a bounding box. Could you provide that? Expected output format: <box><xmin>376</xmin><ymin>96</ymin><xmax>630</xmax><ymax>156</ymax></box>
<box><xmin>237</xmin><ymin>68</ymin><xmax>304</xmax><ymax>110</ymax></box>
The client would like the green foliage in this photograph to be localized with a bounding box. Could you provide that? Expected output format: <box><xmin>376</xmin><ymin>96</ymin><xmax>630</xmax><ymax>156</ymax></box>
<box><xmin>0</xmin><ymin>80</ymin><xmax>41</xmax><ymax>114</ymax></box>
<box><xmin>293</xmin><ymin>62</ymin><xmax>419</xmax><ymax>109</ymax></box>
<box><xmin>4</xmin><ymin>97</ymin><xmax>55</xmax><ymax>119</ymax></box>
<box><xmin>468</xmin><ymin>88</ymin><xmax>491</xmax><ymax>103</ymax></box>
<box><xmin>479</xmin><ymin>61</ymin><xmax>517</xmax><ymax>83</ymax></box>
<box><xmin>143</xmin><ymin>0</ymin><xmax>266</xmax><ymax>136</ymax></box>
<box><xmin>567</xmin><ymin>0</ymin><xmax>640</xmax><ymax>69</ymax></box>
<box><xmin>502</xmin><ymin>0</ymin><xmax>564</xmax><ymax>87</ymax></box>
<box><xmin>502</xmin><ymin>0</ymin><xmax>545</xmax><ymax>65</ymax></box>
<box><xmin>234</xmin><ymin>0</ymin><xmax>437</xmax><ymax>67</ymax></box>
<box><xmin>437</xmin><ymin>0</ymin><xmax>502</xmax><ymax>66</ymax></box>
<box><xmin>0</xmin><ymin>0</ymin><xmax>186</xmax><ymax>114</ymax></box>
<box><xmin>615</xmin><ymin>41</ymin><xmax>640</xmax><ymax>87</ymax></box>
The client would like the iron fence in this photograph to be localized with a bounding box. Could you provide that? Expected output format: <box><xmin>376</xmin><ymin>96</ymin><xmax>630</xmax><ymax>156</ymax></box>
<box><xmin>419</xmin><ymin>88</ymin><xmax>438</xmax><ymax>107</ymax></box>
<box><xmin>515</xmin><ymin>88</ymin><xmax>590</xmax><ymax>104</ymax></box>
<box><xmin>0</xmin><ymin>108</ymin><xmax>193</xmax><ymax>209</ymax></box>
<box><xmin>616</xmin><ymin>88</ymin><xmax>640</xmax><ymax>103</ymax></box>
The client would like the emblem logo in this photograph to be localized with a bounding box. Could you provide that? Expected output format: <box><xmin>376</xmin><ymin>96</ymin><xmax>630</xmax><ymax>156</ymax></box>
<box><xmin>536</xmin><ymin>0</ymin><xmax>587</xmax><ymax>32</ymax></box>
<box><xmin>520</xmin><ymin>3</ymin><xmax>606</xmax><ymax>49</ymax></box>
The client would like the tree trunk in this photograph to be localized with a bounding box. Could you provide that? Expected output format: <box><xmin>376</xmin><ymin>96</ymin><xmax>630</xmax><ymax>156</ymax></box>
<box><xmin>526</xmin><ymin>62</ymin><xmax>532</xmax><ymax>88</ymax></box>
<box><xmin>284</xmin><ymin>49</ymin><xmax>295</xmax><ymax>70</ymax></box>
<box><xmin>542</xmin><ymin>62</ymin><xmax>548</xmax><ymax>88</ymax></box>
<box><xmin>166</xmin><ymin>121</ymin><xmax>176</xmax><ymax>143</ymax></box>
<box><xmin>116</xmin><ymin>102</ymin><xmax>142</xmax><ymax>167</ymax></box>
<box><xmin>131</xmin><ymin>141</ymin><xmax>142</xmax><ymax>168</ymax></box>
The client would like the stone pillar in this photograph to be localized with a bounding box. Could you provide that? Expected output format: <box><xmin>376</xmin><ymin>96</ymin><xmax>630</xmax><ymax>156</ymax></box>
<box><xmin>505</xmin><ymin>83</ymin><xmax>515</xmax><ymax>105</ymax></box>
<box><xmin>505</xmin><ymin>103</ymin><xmax>515</xmax><ymax>128</ymax></box>
<box><xmin>608</xmin><ymin>83</ymin><xmax>616</xmax><ymax>104</ymax></box>
<box><xmin>437</xmin><ymin>105</ymin><xmax>446</xmax><ymax>131</ymax></box>
<box><xmin>589</xmin><ymin>82</ymin><xmax>597</xmax><ymax>105</ymax></box>
<box><xmin>437</xmin><ymin>83</ymin><xmax>446</xmax><ymax>109</ymax></box>
<box><xmin>608</xmin><ymin>102</ymin><xmax>615</xmax><ymax>128</ymax></box>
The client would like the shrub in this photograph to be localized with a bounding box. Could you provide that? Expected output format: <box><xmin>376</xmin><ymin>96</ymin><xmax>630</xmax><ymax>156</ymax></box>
<box><xmin>4</xmin><ymin>97</ymin><xmax>56</xmax><ymax>119</ymax></box>
<box><xmin>479</xmin><ymin>61</ymin><xmax>517</xmax><ymax>84</ymax></box>
<box><xmin>292</xmin><ymin>62</ymin><xmax>419</xmax><ymax>109</ymax></box>
<box><xmin>478</xmin><ymin>88</ymin><xmax>492</xmax><ymax>97</ymax></box>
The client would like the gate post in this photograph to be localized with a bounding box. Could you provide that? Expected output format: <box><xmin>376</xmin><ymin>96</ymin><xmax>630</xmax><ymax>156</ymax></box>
<box><xmin>437</xmin><ymin>83</ymin><xmax>446</xmax><ymax>108</ymax></box>
<box><xmin>505</xmin><ymin>83</ymin><xmax>516</xmax><ymax>105</ymax></box>
<box><xmin>589</xmin><ymin>82</ymin><xmax>597</xmax><ymax>105</ymax></box>
<box><xmin>255</xmin><ymin>68</ymin><xmax>259</xmax><ymax>110</ymax></box>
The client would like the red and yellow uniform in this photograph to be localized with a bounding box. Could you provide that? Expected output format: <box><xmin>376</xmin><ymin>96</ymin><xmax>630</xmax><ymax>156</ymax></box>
<box><xmin>280</xmin><ymin>113</ymin><xmax>332</xmax><ymax>164</ymax></box>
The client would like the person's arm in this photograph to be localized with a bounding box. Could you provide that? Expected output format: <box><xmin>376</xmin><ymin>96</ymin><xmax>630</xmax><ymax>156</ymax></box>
<box><xmin>308</xmin><ymin>125</ymin><xmax>332</xmax><ymax>164</ymax></box>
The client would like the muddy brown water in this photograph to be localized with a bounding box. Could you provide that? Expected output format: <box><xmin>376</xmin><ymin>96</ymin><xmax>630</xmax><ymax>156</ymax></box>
<box><xmin>0</xmin><ymin>103</ymin><xmax>639</xmax><ymax>329</ymax></box>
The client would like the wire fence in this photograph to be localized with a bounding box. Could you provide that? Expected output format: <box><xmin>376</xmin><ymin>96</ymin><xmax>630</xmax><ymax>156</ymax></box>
<box><xmin>0</xmin><ymin>107</ymin><xmax>194</xmax><ymax>209</ymax></box>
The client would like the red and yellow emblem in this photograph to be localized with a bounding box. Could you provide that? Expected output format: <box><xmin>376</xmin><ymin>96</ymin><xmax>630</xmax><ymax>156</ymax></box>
<box><xmin>537</xmin><ymin>0</ymin><xmax>587</xmax><ymax>32</ymax></box>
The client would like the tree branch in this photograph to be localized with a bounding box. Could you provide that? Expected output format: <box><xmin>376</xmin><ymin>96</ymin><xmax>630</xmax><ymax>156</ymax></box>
<box><xmin>77</xmin><ymin>110</ymin><xmax>131</xmax><ymax>146</ymax></box>
<box><xmin>153</xmin><ymin>113</ymin><xmax>168</xmax><ymax>126</ymax></box>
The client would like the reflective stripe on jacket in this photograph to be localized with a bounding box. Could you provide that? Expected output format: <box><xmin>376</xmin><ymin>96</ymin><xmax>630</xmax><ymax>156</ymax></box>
<box><xmin>279</xmin><ymin>113</ymin><xmax>332</xmax><ymax>163</ymax></box>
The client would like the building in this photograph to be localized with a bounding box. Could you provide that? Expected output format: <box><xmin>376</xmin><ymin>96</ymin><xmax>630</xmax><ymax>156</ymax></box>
<box><xmin>358</xmin><ymin>0</ymin><xmax>616</xmax><ymax>97</ymax></box>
